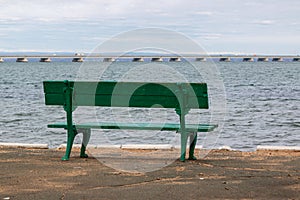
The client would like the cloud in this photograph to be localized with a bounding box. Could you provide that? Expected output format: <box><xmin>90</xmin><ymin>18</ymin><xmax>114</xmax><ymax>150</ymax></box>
<box><xmin>94</xmin><ymin>28</ymin><xmax>207</xmax><ymax>54</ymax></box>
<box><xmin>0</xmin><ymin>0</ymin><xmax>299</xmax><ymax>54</ymax></box>
<box><xmin>255</xmin><ymin>20</ymin><xmax>276</xmax><ymax>25</ymax></box>
<box><xmin>243</xmin><ymin>2</ymin><xmax>263</xmax><ymax>6</ymax></box>
<box><xmin>194</xmin><ymin>33</ymin><xmax>222</xmax><ymax>40</ymax></box>
<box><xmin>193</xmin><ymin>11</ymin><xmax>214</xmax><ymax>16</ymax></box>
<box><xmin>0</xmin><ymin>0</ymin><xmax>197</xmax><ymax>22</ymax></box>
<box><xmin>0</xmin><ymin>0</ymin><xmax>124</xmax><ymax>21</ymax></box>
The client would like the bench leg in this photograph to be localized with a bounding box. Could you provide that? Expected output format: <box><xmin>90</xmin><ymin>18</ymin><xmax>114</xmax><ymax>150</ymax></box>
<box><xmin>80</xmin><ymin>129</ymin><xmax>91</xmax><ymax>158</ymax></box>
<box><xmin>180</xmin><ymin>132</ymin><xmax>188</xmax><ymax>162</ymax></box>
<box><xmin>62</xmin><ymin>129</ymin><xmax>77</xmax><ymax>161</ymax></box>
<box><xmin>188</xmin><ymin>132</ymin><xmax>197</xmax><ymax>160</ymax></box>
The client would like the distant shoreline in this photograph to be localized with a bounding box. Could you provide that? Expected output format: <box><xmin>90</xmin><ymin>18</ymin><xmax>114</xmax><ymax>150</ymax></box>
<box><xmin>0</xmin><ymin>54</ymin><xmax>299</xmax><ymax>63</ymax></box>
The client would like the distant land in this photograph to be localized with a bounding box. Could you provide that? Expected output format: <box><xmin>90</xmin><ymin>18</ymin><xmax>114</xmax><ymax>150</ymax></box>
<box><xmin>0</xmin><ymin>51</ymin><xmax>299</xmax><ymax>57</ymax></box>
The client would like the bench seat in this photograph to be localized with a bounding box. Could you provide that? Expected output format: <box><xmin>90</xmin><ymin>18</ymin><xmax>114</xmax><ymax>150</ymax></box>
<box><xmin>48</xmin><ymin>122</ymin><xmax>217</xmax><ymax>132</ymax></box>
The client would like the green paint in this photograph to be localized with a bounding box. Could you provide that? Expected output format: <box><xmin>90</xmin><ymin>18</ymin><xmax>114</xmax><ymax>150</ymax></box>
<box><xmin>43</xmin><ymin>80</ymin><xmax>217</xmax><ymax>161</ymax></box>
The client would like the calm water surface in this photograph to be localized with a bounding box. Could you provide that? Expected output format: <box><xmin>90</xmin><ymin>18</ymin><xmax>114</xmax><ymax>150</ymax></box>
<box><xmin>0</xmin><ymin>61</ymin><xmax>299</xmax><ymax>150</ymax></box>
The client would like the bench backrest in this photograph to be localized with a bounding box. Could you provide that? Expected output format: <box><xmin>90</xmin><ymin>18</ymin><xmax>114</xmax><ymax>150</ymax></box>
<box><xmin>43</xmin><ymin>81</ymin><xmax>209</xmax><ymax>110</ymax></box>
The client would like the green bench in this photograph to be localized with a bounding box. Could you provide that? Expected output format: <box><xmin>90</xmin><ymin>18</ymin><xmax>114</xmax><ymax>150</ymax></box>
<box><xmin>43</xmin><ymin>80</ymin><xmax>217</xmax><ymax>161</ymax></box>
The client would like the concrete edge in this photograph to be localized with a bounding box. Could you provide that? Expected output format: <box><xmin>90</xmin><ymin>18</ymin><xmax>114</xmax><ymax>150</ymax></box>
<box><xmin>217</xmin><ymin>146</ymin><xmax>233</xmax><ymax>150</ymax></box>
<box><xmin>256</xmin><ymin>145</ymin><xmax>300</xmax><ymax>151</ymax></box>
<box><xmin>59</xmin><ymin>144</ymin><xmax>300</xmax><ymax>151</ymax></box>
<box><xmin>0</xmin><ymin>143</ymin><xmax>49</xmax><ymax>149</ymax></box>
<box><xmin>57</xmin><ymin>144</ymin><xmax>232</xmax><ymax>150</ymax></box>
<box><xmin>1</xmin><ymin>143</ymin><xmax>299</xmax><ymax>152</ymax></box>
<box><xmin>58</xmin><ymin>144</ymin><xmax>203</xmax><ymax>150</ymax></box>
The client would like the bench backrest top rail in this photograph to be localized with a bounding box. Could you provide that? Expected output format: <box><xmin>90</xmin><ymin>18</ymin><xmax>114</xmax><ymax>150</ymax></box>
<box><xmin>43</xmin><ymin>80</ymin><xmax>209</xmax><ymax>109</ymax></box>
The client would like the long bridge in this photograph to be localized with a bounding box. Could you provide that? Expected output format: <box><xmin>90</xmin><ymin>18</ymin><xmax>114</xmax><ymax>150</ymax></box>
<box><xmin>0</xmin><ymin>54</ymin><xmax>299</xmax><ymax>62</ymax></box>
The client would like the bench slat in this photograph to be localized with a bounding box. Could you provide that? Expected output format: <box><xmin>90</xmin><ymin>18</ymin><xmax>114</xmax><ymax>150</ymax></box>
<box><xmin>45</xmin><ymin>94</ymin><xmax>208</xmax><ymax>108</ymax></box>
<box><xmin>44</xmin><ymin>81</ymin><xmax>207</xmax><ymax>97</ymax></box>
<box><xmin>45</xmin><ymin>94</ymin><xmax>180</xmax><ymax>107</ymax></box>
<box><xmin>44</xmin><ymin>81</ymin><xmax>209</xmax><ymax>109</ymax></box>
<box><xmin>48</xmin><ymin>122</ymin><xmax>217</xmax><ymax>132</ymax></box>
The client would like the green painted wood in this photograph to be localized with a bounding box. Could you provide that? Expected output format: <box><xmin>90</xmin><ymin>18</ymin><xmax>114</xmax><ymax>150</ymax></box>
<box><xmin>48</xmin><ymin>122</ymin><xmax>217</xmax><ymax>132</ymax></box>
<box><xmin>43</xmin><ymin>81</ymin><xmax>207</xmax><ymax>96</ymax></box>
<box><xmin>43</xmin><ymin>80</ymin><xmax>215</xmax><ymax>161</ymax></box>
<box><xmin>43</xmin><ymin>81</ymin><xmax>209</xmax><ymax>109</ymax></box>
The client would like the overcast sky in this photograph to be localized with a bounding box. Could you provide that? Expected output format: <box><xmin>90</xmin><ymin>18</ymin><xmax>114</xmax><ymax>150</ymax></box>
<box><xmin>0</xmin><ymin>0</ymin><xmax>299</xmax><ymax>54</ymax></box>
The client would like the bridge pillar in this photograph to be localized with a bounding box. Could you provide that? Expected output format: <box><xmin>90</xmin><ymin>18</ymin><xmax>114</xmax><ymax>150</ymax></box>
<box><xmin>272</xmin><ymin>57</ymin><xmax>283</xmax><ymax>62</ymax></box>
<box><xmin>72</xmin><ymin>57</ymin><xmax>84</xmax><ymax>62</ymax></box>
<box><xmin>257</xmin><ymin>57</ymin><xmax>269</xmax><ymax>62</ymax></box>
<box><xmin>0</xmin><ymin>58</ymin><xmax>3</xmax><ymax>63</ymax></box>
<box><xmin>195</xmin><ymin>57</ymin><xmax>206</xmax><ymax>62</ymax></box>
<box><xmin>40</xmin><ymin>57</ymin><xmax>51</xmax><ymax>62</ymax></box>
<box><xmin>103</xmin><ymin>58</ymin><xmax>115</xmax><ymax>62</ymax></box>
<box><xmin>243</xmin><ymin>57</ymin><xmax>254</xmax><ymax>62</ymax></box>
<box><xmin>219</xmin><ymin>57</ymin><xmax>231</xmax><ymax>62</ymax></box>
<box><xmin>151</xmin><ymin>57</ymin><xmax>163</xmax><ymax>62</ymax></box>
<box><xmin>132</xmin><ymin>57</ymin><xmax>144</xmax><ymax>62</ymax></box>
<box><xmin>169</xmin><ymin>57</ymin><xmax>181</xmax><ymax>62</ymax></box>
<box><xmin>16</xmin><ymin>57</ymin><xmax>28</xmax><ymax>62</ymax></box>
<box><xmin>293</xmin><ymin>58</ymin><xmax>300</xmax><ymax>62</ymax></box>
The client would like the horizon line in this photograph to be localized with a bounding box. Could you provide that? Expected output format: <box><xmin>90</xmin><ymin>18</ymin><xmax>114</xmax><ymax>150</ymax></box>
<box><xmin>0</xmin><ymin>50</ymin><xmax>299</xmax><ymax>57</ymax></box>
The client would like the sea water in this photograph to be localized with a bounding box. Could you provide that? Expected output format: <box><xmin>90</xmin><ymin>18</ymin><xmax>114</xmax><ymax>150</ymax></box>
<box><xmin>0</xmin><ymin>61</ymin><xmax>299</xmax><ymax>150</ymax></box>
